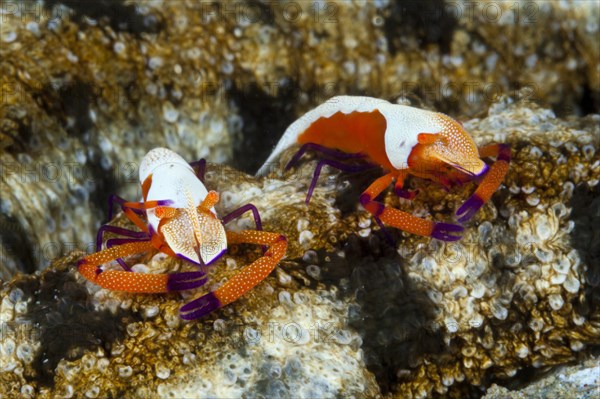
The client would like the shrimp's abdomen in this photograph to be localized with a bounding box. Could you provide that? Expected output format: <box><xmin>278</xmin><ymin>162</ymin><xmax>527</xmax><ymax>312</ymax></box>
<box><xmin>297</xmin><ymin>110</ymin><xmax>392</xmax><ymax>170</ymax></box>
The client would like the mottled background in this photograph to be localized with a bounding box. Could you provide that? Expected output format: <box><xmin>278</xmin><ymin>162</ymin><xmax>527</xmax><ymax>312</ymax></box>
<box><xmin>0</xmin><ymin>1</ymin><xmax>598</xmax><ymax>398</ymax></box>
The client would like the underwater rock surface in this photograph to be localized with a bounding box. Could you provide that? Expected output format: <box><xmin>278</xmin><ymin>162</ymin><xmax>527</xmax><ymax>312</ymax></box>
<box><xmin>482</xmin><ymin>356</ymin><xmax>600</xmax><ymax>399</ymax></box>
<box><xmin>0</xmin><ymin>101</ymin><xmax>598</xmax><ymax>397</ymax></box>
<box><xmin>1</xmin><ymin>0</ymin><xmax>598</xmax><ymax>278</ymax></box>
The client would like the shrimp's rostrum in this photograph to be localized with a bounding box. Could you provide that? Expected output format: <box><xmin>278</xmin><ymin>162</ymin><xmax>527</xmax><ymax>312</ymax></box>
<box><xmin>257</xmin><ymin>96</ymin><xmax>510</xmax><ymax>241</ymax></box>
<box><xmin>78</xmin><ymin>148</ymin><xmax>287</xmax><ymax>320</ymax></box>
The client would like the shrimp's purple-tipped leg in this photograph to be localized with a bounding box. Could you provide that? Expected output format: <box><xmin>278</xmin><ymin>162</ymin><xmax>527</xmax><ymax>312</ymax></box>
<box><xmin>96</xmin><ymin>225</ymin><xmax>149</xmax><ymax>251</ymax></box>
<box><xmin>285</xmin><ymin>143</ymin><xmax>364</xmax><ymax>171</ymax></box>
<box><xmin>373</xmin><ymin>216</ymin><xmax>395</xmax><ymax>246</ymax></box>
<box><xmin>116</xmin><ymin>259</ymin><xmax>130</xmax><ymax>271</ymax></box>
<box><xmin>105</xmin><ymin>237</ymin><xmax>151</xmax><ymax>271</ymax></box>
<box><xmin>222</xmin><ymin>204</ymin><xmax>263</xmax><ymax>231</ymax></box>
<box><xmin>105</xmin><ymin>194</ymin><xmax>146</xmax><ymax>221</ymax></box>
<box><xmin>180</xmin><ymin>292</ymin><xmax>222</xmax><ymax>320</ymax></box>
<box><xmin>306</xmin><ymin>159</ymin><xmax>377</xmax><ymax>204</ymax></box>
<box><xmin>190</xmin><ymin>159</ymin><xmax>207</xmax><ymax>182</ymax></box>
<box><xmin>222</xmin><ymin>203</ymin><xmax>265</xmax><ymax>252</ymax></box>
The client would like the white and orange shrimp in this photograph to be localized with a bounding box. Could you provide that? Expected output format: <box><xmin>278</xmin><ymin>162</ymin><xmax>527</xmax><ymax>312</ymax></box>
<box><xmin>257</xmin><ymin>96</ymin><xmax>510</xmax><ymax>241</ymax></box>
<box><xmin>78</xmin><ymin>148</ymin><xmax>287</xmax><ymax>320</ymax></box>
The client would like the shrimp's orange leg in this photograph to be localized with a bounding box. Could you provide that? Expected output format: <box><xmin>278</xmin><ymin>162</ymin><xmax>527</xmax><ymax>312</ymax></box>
<box><xmin>360</xmin><ymin>172</ymin><xmax>464</xmax><ymax>241</ymax></box>
<box><xmin>78</xmin><ymin>241</ymin><xmax>207</xmax><ymax>293</ymax></box>
<box><xmin>101</xmin><ymin>197</ymin><xmax>174</xmax><ymax>238</ymax></box>
<box><xmin>455</xmin><ymin>144</ymin><xmax>511</xmax><ymax>223</ymax></box>
<box><xmin>122</xmin><ymin>200</ymin><xmax>171</xmax><ymax>211</ymax></box>
<box><xmin>123</xmin><ymin>208</ymin><xmax>149</xmax><ymax>233</ymax></box>
<box><xmin>179</xmin><ymin>231</ymin><xmax>288</xmax><ymax>320</ymax></box>
<box><xmin>199</xmin><ymin>190</ymin><xmax>219</xmax><ymax>211</ymax></box>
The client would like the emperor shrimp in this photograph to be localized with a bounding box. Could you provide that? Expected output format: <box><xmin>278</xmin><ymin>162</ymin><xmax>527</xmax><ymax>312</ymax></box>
<box><xmin>257</xmin><ymin>96</ymin><xmax>510</xmax><ymax>241</ymax></box>
<box><xmin>78</xmin><ymin>148</ymin><xmax>287</xmax><ymax>320</ymax></box>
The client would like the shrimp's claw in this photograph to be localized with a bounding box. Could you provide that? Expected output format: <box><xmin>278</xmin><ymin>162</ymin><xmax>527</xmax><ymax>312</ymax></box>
<box><xmin>361</xmin><ymin>173</ymin><xmax>463</xmax><ymax>242</ymax></box>
<box><xmin>431</xmin><ymin>222</ymin><xmax>464</xmax><ymax>241</ymax></box>
<box><xmin>166</xmin><ymin>271</ymin><xmax>208</xmax><ymax>291</ymax></box>
<box><xmin>455</xmin><ymin>143</ymin><xmax>511</xmax><ymax>223</ymax></box>
<box><xmin>179</xmin><ymin>231</ymin><xmax>288</xmax><ymax>321</ymax></box>
<box><xmin>180</xmin><ymin>292</ymin><xmax>222</xmax><ymax>320</ymax></box>
<box><xmin>455</xmin><ymin>195</ymin><xmax>484</xmax><ymax>223</ymax></box>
